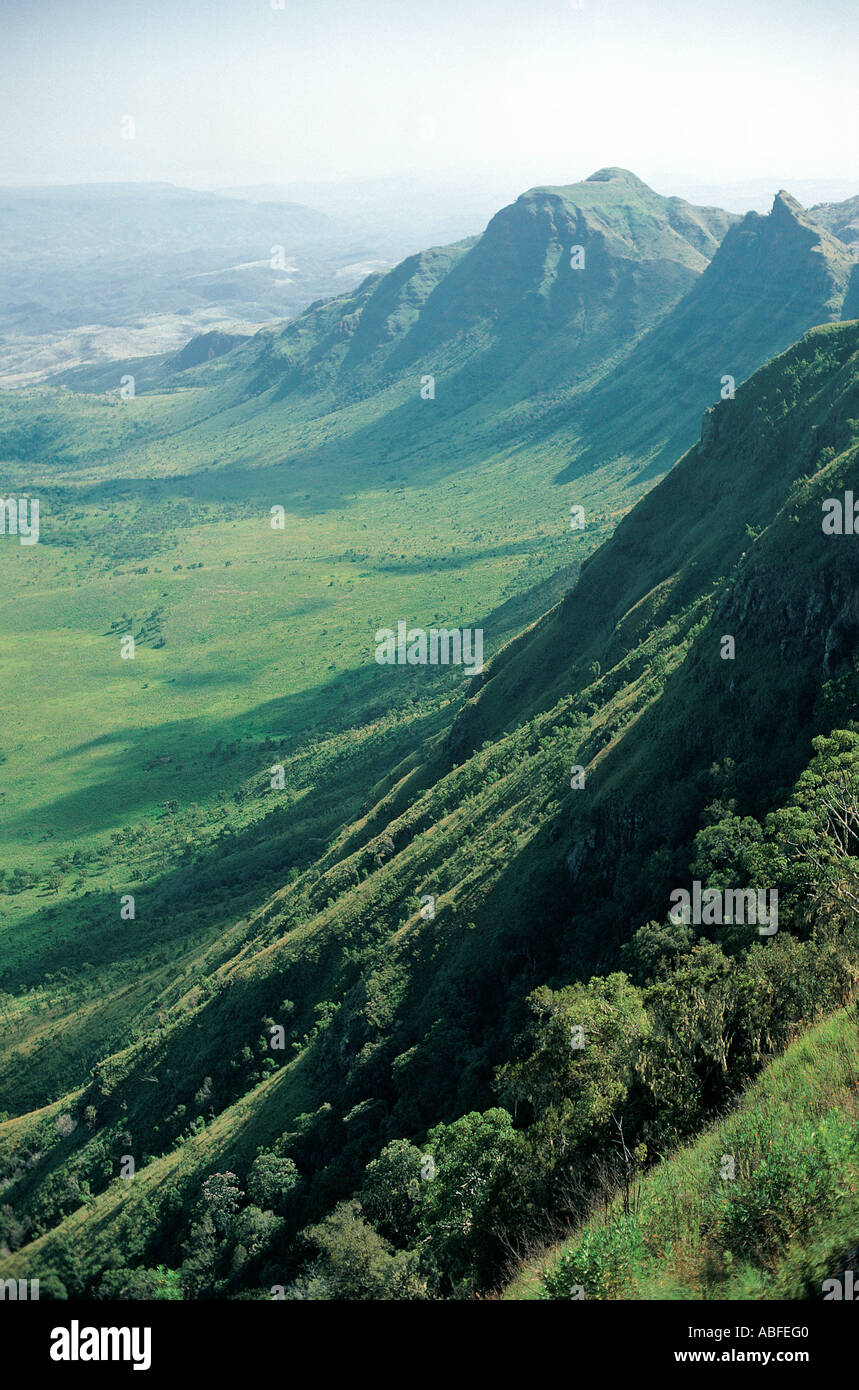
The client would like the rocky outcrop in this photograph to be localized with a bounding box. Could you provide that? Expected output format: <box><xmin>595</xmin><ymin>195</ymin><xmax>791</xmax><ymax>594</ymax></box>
<box><xmin>170</xmin><ymin>330</ymin><xmax>246</xmax><ymax>371</ymax></box>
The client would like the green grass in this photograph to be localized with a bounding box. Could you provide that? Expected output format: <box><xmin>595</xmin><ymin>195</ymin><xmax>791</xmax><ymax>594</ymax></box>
<box><xmin>509</xmin><ymin>1004</ymin><xmax>859</xmax><ymax>1301</ymax></box>
<box><xmin>0</xmin><ymin>380</ymin><xmax>630</xmax><ymax>1120</ymax></box>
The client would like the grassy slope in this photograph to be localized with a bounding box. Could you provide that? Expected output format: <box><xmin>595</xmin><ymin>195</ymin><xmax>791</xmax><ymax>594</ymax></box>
<box><xmin>504</xmin><ymin>1003</ymin><xmax>859</xmax><ymax>1300</ymax></box>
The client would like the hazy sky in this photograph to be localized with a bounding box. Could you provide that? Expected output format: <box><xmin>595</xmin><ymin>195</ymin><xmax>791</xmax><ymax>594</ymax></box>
<box><xmin>1</xmin><ymin>0</ymin><xmax>857</xmax><ymax>191</ymax></box>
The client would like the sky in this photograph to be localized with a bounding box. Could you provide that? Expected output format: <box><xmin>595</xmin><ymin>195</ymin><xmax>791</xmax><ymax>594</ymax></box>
<box><xmin>1</xmin><ymin>0</ymin><xmax>857</xmax><ymax>193</ymax></box>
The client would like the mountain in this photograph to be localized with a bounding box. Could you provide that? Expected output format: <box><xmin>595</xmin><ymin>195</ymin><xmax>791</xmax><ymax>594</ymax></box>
<box><xmin>124</xmin><ymin>173</ymin><xmax>856</xmax><ymax>500</ymax></box>
<box><xmin>2</xmin><ymin>307</ymin><xmax>858</xmax><ymax>1298</ymax></box>
<box><xmin>555</xmin><ymin>187</ymin><xmax>856</xmax><ymax>480</ymax></box>
<box><xmin>0</xmin><ymin>171</ymin><xmax>752</xmax><ymax>646</ymax></box>
<box><xmin>13</xmin><ymin>172</ymin><xmax>853</xmax><ymax>540</ymax></box>
<box><xmin>232</xmin><ymin>168</ymin><xmax>736</xmax><ymax>416</ymax></box>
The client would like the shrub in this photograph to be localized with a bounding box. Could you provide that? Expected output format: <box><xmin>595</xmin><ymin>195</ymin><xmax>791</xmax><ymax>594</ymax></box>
<box><xmin>719</xmin><ymin>1123</ymin><xmax>838</xmax><ymax>1265</ymax></box>
<box><xmin>544</xmin><ymin>1215</ymin><xmax>645</xmax><ymax>1299</ymax></box>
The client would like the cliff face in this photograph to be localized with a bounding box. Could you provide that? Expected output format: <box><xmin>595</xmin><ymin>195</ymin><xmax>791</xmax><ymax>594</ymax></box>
<box><xmin>436</xmin><ymin>322</ymin><xmax>859</xmax><ymax>910</ymax></box>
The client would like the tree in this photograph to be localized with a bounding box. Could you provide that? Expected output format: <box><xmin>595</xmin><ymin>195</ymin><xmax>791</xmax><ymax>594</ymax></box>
<box><xmin>33</xmin><ymin>1272</ymin><xmax>67</xmax><ymax>1300</ymax></box>
<box><xmin>200</xmin><ymin>1171</ymin><xmax>243</xmax><ymax>1238</ymax></box>
<box><xmin>690</xmin><ymin>813</ymin><xmax>763</xmax><ymax>889</ymax></box>
<box><xmin>639</xmin><ymin>940</ymin><xmax>742</xmax><ymax>1130</ymax></box>
<box><xmin>181</xmin><ymin>1211</ymin><xmax>218</xmax><ymax>1298</ymax></box>
<box><xmin>622</xmin><ymin>918</ymin><xmax>694</xmax><ymax>982</ymax></box>
<box><xmin>497</xmin><ymin>973</ymin><xmax>649</xmax><ymax>1163</ymax></box>
<box><xmin>361</xmin><ymin>1138</ymin><xmax>425</xmax><ymax>1246</ymax></box>
<box><xmin>417</xmin><ymin>1108</ymin><xmax>519</xmax><ymax>1289</ymax></box>
<box><xmin>292</xmin><ymin>1201</ymin><xmax>425</xmax><ymax>1299</ymax></box>
<box><xmin>231</xmin><ymin>1206</ymin><xmax>282</xmax><ymax>1271</ymax></box>
<box><xmin>759</xmin><ymin>730</ymin><xmax>859</xmax><ymax>924</ymax></box>
<box><xmin>247</xmin><ymin>1153</ymin><xmax>298</xmax><ymax>1213</ymax></box>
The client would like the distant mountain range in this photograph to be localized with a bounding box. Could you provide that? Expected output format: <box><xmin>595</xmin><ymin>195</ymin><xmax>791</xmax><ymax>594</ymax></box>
<box><xmin>4</xmin><ymin>169</ymin><xmax>857</xmax><ymax>399</ymax></box>
<box><xmin>35</xmin><ymin>168</ymin><xmax>859</xmax><ymax>507</ymax></box>
<box><xmin>0</xmin><ymin>183</ymin><xmax>392</xmax><ymax>386</ymax></box>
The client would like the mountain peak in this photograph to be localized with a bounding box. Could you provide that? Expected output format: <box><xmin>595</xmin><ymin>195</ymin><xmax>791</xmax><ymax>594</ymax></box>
<box><xmin>585</xmin><ymin>167</ymin><xmax>648</xmax><ymax>187</ymax></box>
<box><xmin>771</xmin><ymin>189</ymin><xmax>807</xmax><ymax>221</ymax></box>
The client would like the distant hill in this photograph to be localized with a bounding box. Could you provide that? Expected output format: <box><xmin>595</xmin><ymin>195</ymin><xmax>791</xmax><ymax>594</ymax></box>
<box><xmin>812</xmin><ymin>192</ymin><xmax>859</xmax><ymax>254</ymax></box>
<box><xmin>0</xmin><ymin>183</ymin><xmax>388</xmax><ymax>386</ymax></box>
<box><xmin>169</xmin><ymin>330</ymin><xmax>250</xmax><ymax>371</ymax></box>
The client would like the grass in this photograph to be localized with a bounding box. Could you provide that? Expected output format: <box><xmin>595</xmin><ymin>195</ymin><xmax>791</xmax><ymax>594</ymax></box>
<box><xmin>506</xmin><ymin>1004</ymin><xmax>859</xmax><ymax>1300</ymax></box>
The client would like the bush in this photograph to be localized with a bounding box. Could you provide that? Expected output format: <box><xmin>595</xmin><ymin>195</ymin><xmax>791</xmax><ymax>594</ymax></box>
<box><xmin>98</xmin><ymin>1266</ymin><xmax>183</xmax><ymax>1300</ymax></box>
<box><xmin>544</xmin><ymin>1215</ymin><xmax>645</xmax><ymax>1299</ymax></box>
<box><xmin>290</xmin><ymin>1200</ymin><xmax>425</xmax><ymax>1300</ymax></box>
<box><xmin>719</xmin><ymin>1124</ymin><xmax>838</xmax><ymax>1265</ymax></box>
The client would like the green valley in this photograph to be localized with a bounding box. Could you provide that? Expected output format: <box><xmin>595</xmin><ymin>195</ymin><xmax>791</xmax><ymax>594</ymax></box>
<box><xmin>2</xmin><ymin>169</ymin><xmax>859</xmax><ymax>1306</ymax></box>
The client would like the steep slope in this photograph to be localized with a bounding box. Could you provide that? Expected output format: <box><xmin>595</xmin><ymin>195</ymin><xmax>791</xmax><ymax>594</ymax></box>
<box><xmin>3</xmin><ymin>320</ymin><xmax>859</xmax><ymax>1296</ymax></box>
<box><xmin>506</xmin><ymin>1003</ymin><xmax>859</xmax><ymax>1301</ymax></box>
<box><xmin>559</xmin><ymin>190</ymin><xmax>856</xmax><ymax>480</ymax></box>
